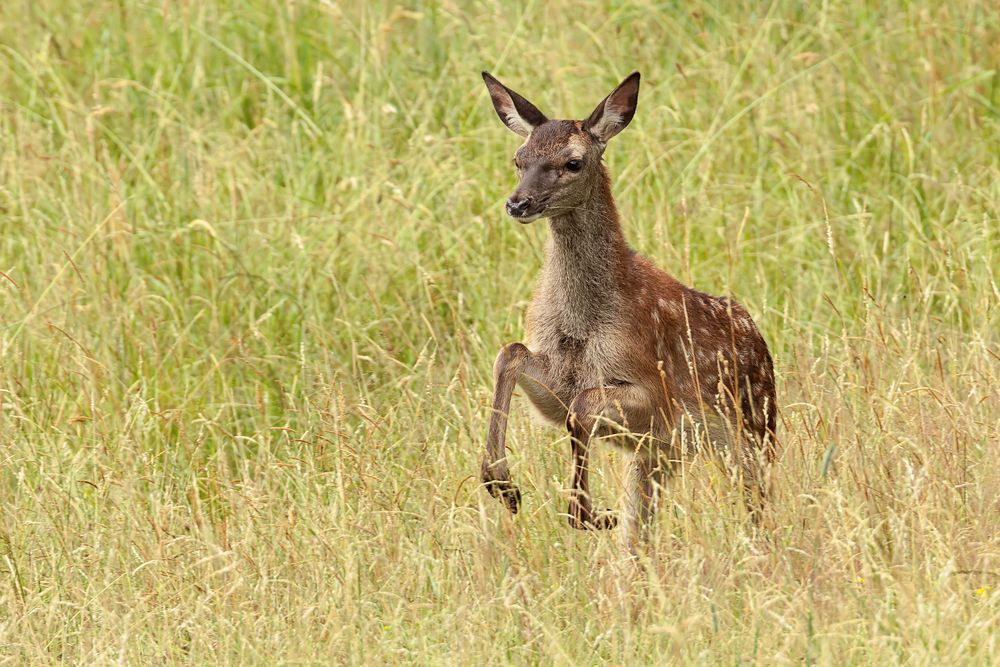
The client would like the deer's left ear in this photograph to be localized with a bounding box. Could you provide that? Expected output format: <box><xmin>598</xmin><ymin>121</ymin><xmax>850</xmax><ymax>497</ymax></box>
<box><xmin>584</xmin><ymin>71</ymin><xmax>640</xmax><ymax>145</ymax></box>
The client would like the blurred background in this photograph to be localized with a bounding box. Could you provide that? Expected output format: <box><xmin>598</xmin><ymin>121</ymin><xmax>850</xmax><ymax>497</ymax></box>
<box><xmin>1</xmin><ymin>1</ymin><xmax>998</xmax><ymax>663</ymax></box>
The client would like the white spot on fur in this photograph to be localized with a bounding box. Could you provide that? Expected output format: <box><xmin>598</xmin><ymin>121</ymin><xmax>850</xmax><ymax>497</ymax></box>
<box><xmin>659</xmin><ymin>298</ymin><xmax>682</xmax><ymax>318</ymax></box>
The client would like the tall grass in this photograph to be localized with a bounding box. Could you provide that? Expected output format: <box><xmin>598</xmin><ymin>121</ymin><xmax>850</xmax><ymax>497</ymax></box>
<box><xmin>1</xmin><ymin>1</ymin><xmax>998</xmax><ymax>663</ymax></box>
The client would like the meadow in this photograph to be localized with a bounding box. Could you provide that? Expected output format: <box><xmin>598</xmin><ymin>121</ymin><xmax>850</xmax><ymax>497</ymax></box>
<box><xmin>1</xmin><ymin>1</ymin><xmax>998</xmax><ymax>664</ymax></box>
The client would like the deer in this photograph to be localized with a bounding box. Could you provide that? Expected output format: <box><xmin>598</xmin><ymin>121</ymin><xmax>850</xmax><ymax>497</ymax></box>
<box><xmin>479</xmin><ymin>70</ymin><xmax>777</xmax><ymax>548</ymax></box>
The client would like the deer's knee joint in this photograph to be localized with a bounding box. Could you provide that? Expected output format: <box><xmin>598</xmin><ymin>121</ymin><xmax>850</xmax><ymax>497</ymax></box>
<box><xmin>502</xmin><ymin>342</ymin><xmax>529</xmax><ymax>358</ymax></box>
<box><xmin>569</xmin><ymin>388</ymin><xmax>601</xmax><ymax>414</ymax></box>
<box><xmin>493</xmin><ymin>342</ymin><xmax>530</xmax><ymax>379</ymax></box>
<box><xmin>566</xmin><ymin>389</ymin><xmax>601</xmax><ymax>435</ymax></box>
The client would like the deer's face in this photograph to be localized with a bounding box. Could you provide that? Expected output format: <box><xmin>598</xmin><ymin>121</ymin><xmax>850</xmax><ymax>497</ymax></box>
<box><xmin>482</xmin><ymin>71</ymin><xmax>640</xmax><ymax>224</ymax></box>
<box><xmin>506</xmin><ymin>121</ymin><xmax>603</xmax><ymax>223</ymax></box>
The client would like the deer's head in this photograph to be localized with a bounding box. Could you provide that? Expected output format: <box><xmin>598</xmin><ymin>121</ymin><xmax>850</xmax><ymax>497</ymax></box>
<box><xmin>482</xmin><ymin>71</ymin><xmax>640</xmax><ymax>223</ymax></box>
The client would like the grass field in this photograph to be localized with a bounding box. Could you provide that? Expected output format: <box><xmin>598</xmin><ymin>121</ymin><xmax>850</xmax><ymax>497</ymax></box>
<box><xmin>1</xmin><ymin>1</ymin><xmax>999</xmax><ymax>664</ymax></box>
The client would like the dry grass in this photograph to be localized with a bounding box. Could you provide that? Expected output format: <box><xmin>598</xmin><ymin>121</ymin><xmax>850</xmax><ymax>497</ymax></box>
<box><xmin>1</xmin><ymin>0</ymin><xmax>998</xmax><ymax>664</ymax></box>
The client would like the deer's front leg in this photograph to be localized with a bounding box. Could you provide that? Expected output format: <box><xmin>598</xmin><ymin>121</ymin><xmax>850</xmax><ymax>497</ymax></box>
<box><xmin>482</xmin><ymin>343</ymin><xmax>551</xmax><ymax>514</ymax></box>
<box><xmin>566</xmin><ymin>384</ymin><xmax>656</xmax><ymax>531</ymax></box>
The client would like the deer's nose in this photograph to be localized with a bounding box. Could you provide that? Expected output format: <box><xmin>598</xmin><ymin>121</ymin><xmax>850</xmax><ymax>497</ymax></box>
<box><xmin>506</xmin><ymin>195</ymin><xmax>532</xmax><ymax>217</ymax></box>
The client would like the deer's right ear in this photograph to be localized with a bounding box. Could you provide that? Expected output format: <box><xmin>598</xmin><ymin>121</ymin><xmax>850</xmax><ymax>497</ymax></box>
<box><xmin>482</xmin><ymin>71</ymin><xmax>548</xmax><ymax>137</ymax></box>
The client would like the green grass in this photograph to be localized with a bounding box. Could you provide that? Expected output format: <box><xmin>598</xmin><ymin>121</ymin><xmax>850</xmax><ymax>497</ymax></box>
<box><xmin>1</xmin><ymin>1</ymin><xmax>998</xmax><ymax>664</ymax></box>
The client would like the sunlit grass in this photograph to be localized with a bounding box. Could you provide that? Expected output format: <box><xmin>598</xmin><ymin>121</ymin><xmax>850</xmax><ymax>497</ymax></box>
<box><xmin>1</xmin><ymin>1</ymin><xmax>998</xmax><ymax>664</ymax></box>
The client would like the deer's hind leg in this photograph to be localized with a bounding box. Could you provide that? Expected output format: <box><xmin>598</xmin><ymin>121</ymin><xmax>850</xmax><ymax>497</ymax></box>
<box><xmin>565</xmin><ymin>384</ymin><xmax>658</xmax><ymax>531</ymax></box>
<box><xmin>621</xmin><ymin>444</ymin><xmax>674</xmax><ymax>552</ymax></box>
<box><xmin>738</xmin><ymin>428</ymin><xmax>774</xmax><ymax>527</ymax></box>
<box><xmin>679</xmin><ymin>409</ymin><xmax>771</xmax><ymax>527</ymax></box>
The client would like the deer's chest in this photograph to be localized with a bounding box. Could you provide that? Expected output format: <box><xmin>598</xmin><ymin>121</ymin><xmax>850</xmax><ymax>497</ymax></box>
<box><xmin>527</xmin><ymin>270</ymin><xmax>631</xmax><ymax>402</ymax></box>
<box><xmin>529</xmin><ymin>325</ymin><xmax>622</xmax><ymax>402</ymax></box>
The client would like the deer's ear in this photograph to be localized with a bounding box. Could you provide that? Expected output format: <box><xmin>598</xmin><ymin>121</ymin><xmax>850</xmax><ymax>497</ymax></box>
<box><xmin>584</xmin><ymin>71</ymin><xmax>640</xmax><ymax>145</ymax></box>
<box><xmin>482</xmin><ymin>71</ymin><xmax>548</xmax><ymax>137</ymax></box>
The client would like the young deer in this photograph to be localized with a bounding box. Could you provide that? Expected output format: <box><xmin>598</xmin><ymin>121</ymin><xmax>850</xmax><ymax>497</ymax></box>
<box><xmin>479</xmin><ymin>70</ymin><xmax>777</xmax><ymax>545</ymax></box>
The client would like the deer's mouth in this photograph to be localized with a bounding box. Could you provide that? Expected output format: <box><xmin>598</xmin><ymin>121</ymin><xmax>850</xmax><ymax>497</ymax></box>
<box><xmin>509</xmin><ymin>203</ymin><xmax>547</xmax><ymax>223</ymax></box>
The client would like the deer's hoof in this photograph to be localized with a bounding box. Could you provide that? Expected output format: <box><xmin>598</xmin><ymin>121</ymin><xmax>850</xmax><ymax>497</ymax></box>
<box><xmin>481</xmin><ymin>462</ymin><xmax>521</xmax><ymax>514</ymax></box>
<box><xmin>486</xmin><ymin>479</ymin><xmax>520</xmax><ymax>514</ymax></box>
<box><xmin>567</xmin><ymin>503</ymin><xmax>618</xmax><ymax>530</ymax></box>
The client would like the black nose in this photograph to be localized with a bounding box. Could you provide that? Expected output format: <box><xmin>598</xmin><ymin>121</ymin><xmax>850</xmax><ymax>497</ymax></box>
<box><xmin>506</xmin><ymin>196</ymin><xmax>532</xmax><ymax>216</ymax></box>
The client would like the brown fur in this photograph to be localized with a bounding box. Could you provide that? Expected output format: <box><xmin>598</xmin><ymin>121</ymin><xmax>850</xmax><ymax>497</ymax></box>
<box><xmin>480</xmin><ymin>71</ymin><xmax>776</xmax><ymax>547</ymax></box>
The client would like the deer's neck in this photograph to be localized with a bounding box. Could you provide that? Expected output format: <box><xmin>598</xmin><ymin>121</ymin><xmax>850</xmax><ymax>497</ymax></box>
<box><xmin>539</xmin><ymin>167</ymin><xmax>630</xmax><ymax>339</ymax></box>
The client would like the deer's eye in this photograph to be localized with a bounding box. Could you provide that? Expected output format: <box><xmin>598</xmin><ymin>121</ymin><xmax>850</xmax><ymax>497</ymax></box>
<box><xmin>566</xmin><ymin>159</ymin><xmax>582</xmax><ymax>172</ymax></box>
